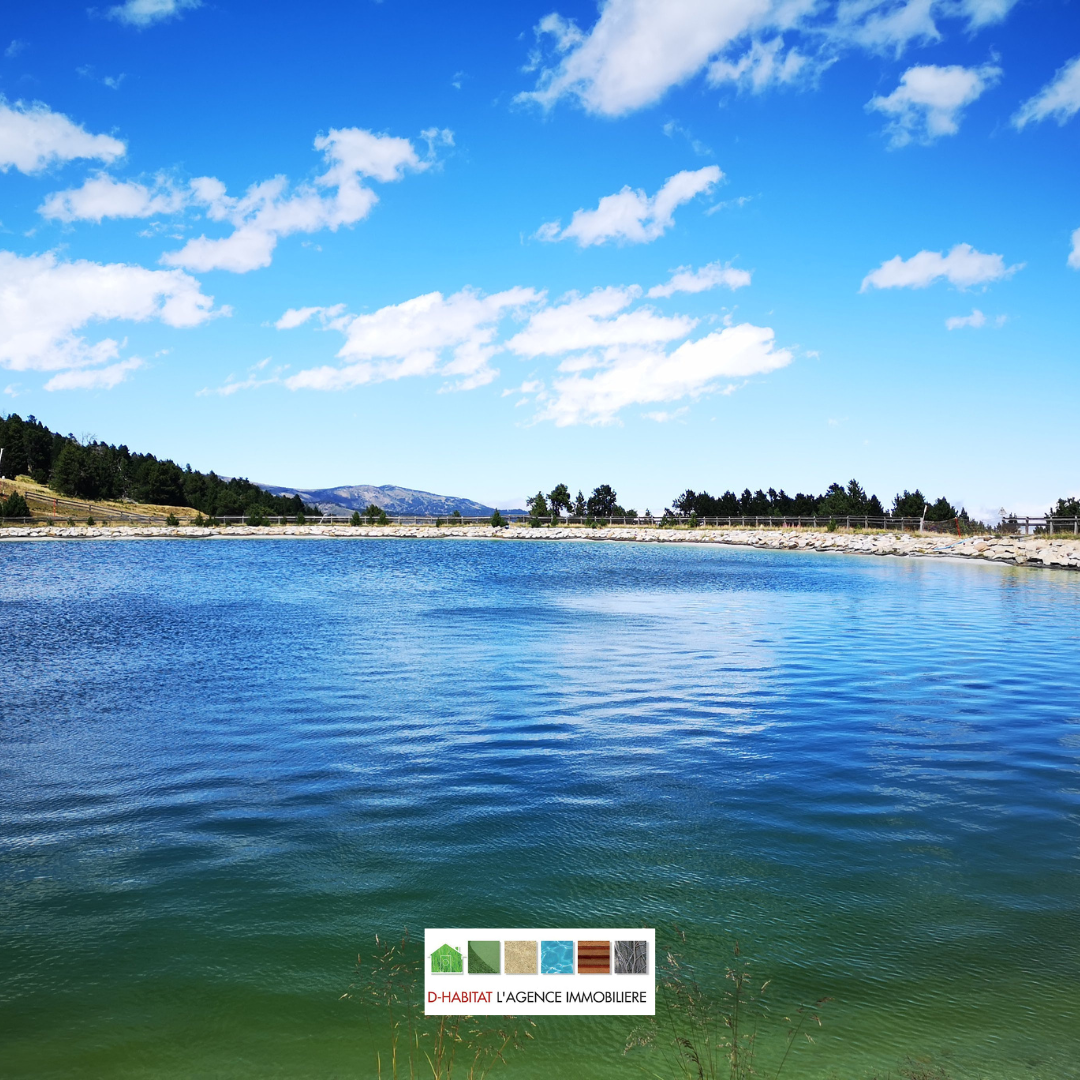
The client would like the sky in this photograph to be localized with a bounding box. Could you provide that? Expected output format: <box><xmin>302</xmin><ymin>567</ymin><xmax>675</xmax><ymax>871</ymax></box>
<box><xmin>0</xmin><ymin>0</ymin><xmax>1077</xmax><ymax>517</ymax></box>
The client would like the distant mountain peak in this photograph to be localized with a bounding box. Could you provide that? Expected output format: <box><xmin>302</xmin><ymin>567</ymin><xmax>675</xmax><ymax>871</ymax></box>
<box><xmin>257</xmin><ymin>482</ymin><xmax>525</xmax><ymax>517</ymax></box>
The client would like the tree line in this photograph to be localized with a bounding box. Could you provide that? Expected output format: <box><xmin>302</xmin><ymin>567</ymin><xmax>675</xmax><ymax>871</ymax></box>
<box><xmin>672</xmin><ymin>480</ymin><xmax>965</xmax><ymax>521</ymax></box>
<box><xmin>0</xmin><ymin>413</ymin><xmax>313</xmax><ymax>519</ymax></box>
<box><xmin>524</xmin><ymin>479</ymin><xmax>969</xmax><ymax>522</ymax></box>
<box><xmin>526</xmin><ymin>483</ymin><xmax>637</xmax><ymax>520</ymax></box>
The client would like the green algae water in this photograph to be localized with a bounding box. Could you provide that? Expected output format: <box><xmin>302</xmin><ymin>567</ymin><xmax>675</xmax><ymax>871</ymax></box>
<box><xmin>1</xmin><ymin>538</ymin><xmax>1078</xmax><ymax>1079</ymax></box>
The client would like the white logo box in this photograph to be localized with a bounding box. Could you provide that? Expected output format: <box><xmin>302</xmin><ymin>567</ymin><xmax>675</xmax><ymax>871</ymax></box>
<box><xmin>424</xmin><ymin>928</ymin><xmax>655</xmax><ymax>1016</ymax></box>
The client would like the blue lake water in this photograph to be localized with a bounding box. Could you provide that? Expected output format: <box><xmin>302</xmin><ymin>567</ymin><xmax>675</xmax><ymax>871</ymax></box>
<box><xmin>1</xmin><ymin>537</ymin><xmax>1079</xmax><ymax>1079</ymax></box>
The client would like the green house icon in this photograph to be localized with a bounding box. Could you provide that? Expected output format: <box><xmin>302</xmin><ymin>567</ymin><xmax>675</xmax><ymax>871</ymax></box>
<box><xmin>431</xmin><ymin>944</ymin><xmax>463</xmax><ymax>973</ymax></box>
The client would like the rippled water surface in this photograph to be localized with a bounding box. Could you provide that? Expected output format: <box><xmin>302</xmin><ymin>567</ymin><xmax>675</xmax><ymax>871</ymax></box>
<box><xmin>2</xmin><ymin>538</ymin><xmax>1079</xmax><ymax>1079</ymax></box>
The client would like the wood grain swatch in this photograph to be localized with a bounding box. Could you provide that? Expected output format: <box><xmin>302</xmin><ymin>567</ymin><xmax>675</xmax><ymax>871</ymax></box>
<box><xmin>577</xmin><ymin>940</ymin><xmax>610</xmax><ymax>974</ymax></box>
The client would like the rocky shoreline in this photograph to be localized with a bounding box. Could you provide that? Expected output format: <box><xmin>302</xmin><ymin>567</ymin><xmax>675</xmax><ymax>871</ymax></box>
<box><xmin>3</xmin><ymin>523</ymin><xmax>1080</xmax><ymax>570</ymax></box>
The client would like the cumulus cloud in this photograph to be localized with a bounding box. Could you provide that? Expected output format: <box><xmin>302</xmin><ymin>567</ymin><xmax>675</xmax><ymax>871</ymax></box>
<box><xmin>281</xmin><ymin>287</ymin><xmax>541</xmax><ymax>392</ymax></box>
<box><xmin>518</xmin><ymin>0</ymin><xmax>1018</xmax><ymax>116</ymax></box>
<box><xmin>945</xmin><ymin>308</ymin><xmax>985</xmax><ymax>329</ymax></box>
<box><xmin>647</xmin><ymin>261</ymin><xmax>751</xmax><ymax>297</ymax></box>
<box><xmin>861</xmin><ymin>243</ymin><xmax>1020</xmax><ymax>290</ymax></box>
<box><xmin>107</xmin><ymin>0</ymin><xmax>202</xmax><ymax>27</ymax></box>
<box><xmin>535</xmin><ymin>324</ymin><xmax>791</xmax><ymax>426</ymax></box>
<box><xmin>279</xmin><ymin>276</ymin><xmax>789</xmax><ymax>424</ymax></box>
<box><xmin>506</xmin><ymin>287</ymin><xmax>694</xmax><ymax>357</ymax></box>
<box><xmin>0</xmin><ymin>98</ymin><xmax>125</xmax><ymax>174</ymax></box>
<box><xmin>867</xmin><ymin>63</ymin><xmax>1000</xmax><ymax>146</ymax></box>
<box><xmin>1013</xmin><ymin>54</ymin><xmax>1080</xmax><ymax>129</ymax></box>
<box><xmin>538</xmin><ymin>166</ymin><xmax>721</xmax><ymax>246</ymax></box>
<box><xmin>39</xmin><ymin>173</ymin><xmax>184</xmax><ymax>222</ymax></box>
<box><xmin>1069</xmin><ymin>227</ymin><xmax>1080</xmax><ymax>271</ymax></box>
<box><xmin>161</xmin><ymin>127</ymin><xmax>434</xmax><ymax>272</ymax></box>
<box><xmin>44</xmin><ymin>357</ymin><xmax>144</xmax><ymax>391</ymax></box>
<box><xmin>0</xmin><ymin>250</ymin><xmax>222</xmax><ymax>383</ymax></box>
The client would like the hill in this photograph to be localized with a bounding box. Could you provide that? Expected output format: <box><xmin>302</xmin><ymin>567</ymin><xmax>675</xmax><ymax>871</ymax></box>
<box><xmin>258</xmin><ymin>482</ymin><xmax>526</xmax><ymax>517</ymax></box>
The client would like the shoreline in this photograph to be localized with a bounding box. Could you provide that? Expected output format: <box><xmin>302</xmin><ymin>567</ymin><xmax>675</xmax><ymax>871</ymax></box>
<box><xmin>2</xmin><ymin>523</ymin><xmax>1079</xmax><ymax>570</ymax></box>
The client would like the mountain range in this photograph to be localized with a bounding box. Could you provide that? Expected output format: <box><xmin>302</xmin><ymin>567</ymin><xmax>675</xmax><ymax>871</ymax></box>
<box><xmin>257</xmin><ymin>482</ymin><xmax>526</xmax><ymax>517</ymax></box>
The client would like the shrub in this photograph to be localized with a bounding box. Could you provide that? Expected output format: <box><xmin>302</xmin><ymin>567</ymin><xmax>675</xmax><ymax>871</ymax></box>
<box><xmin>296</xmin><ymin>511</ymin><xmax>306</xmax><ymax>525</ymax></box>
<box><xmin>165</xmin><ymin>513</ymin><xmax>180</xmax><ymax>526</ymax></box>
<box><xmin>86</xmin><ymin>515</ymin><xmax>96</xmax><ymax>526</ymax></box>
<box><xmin>193</xmin><ymin>513</ymin><xmax>205</xmax><ymax>526</ymax></box>
<box><xmin>490</xmin><ymin>509</ymin><xmax>506</xmax><ymax>527</ymax></box>
<box><xmin>688</xmin><ymin>511</ymin><xmax>699</xmax><ymax>528</ymax></box>
<box><xmin>0</xmin><ymin>491</ymin><xmax>30</xmax><ymax>518</ymax></box>
<box><xmin>827</xmin><ymin>517</ymin><xmax>838</xmax><ymax>532</ymax></box>
<box><xmin>351</xmin><ymin>510</ymin><xmax>361</xmax><ymax>526</ymax></box>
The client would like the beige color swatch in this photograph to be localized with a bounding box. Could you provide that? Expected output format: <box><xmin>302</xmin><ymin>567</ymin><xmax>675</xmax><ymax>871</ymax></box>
<box><xmin>503</xmin><ymin>940</ymin><xmax>538</xmax><ymax>974</ymax></box>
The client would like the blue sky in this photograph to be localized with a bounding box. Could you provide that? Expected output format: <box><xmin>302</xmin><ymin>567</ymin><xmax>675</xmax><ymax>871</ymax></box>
<box><xmin>1</xmin><ymin>0</ymin><xmax>1077</xmax><ymax>516</ymax></box>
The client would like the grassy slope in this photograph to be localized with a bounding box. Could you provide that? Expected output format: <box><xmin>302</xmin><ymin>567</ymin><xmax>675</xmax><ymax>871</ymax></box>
<box><xmin>0</xmin><ymin>476</ymin><xmax>202</xmax><ymax>523</ymax></box>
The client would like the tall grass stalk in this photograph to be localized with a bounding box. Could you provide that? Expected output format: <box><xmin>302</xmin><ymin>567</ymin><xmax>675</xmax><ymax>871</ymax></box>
<box><xmin>343</xmin><ymin>931</ymin><xmax>534</xmax><ymax>1080</ymax></box>
<box><xmin>624</xmin><ymin>932</ymin><xmax>829</xmax><ymax>1080</ymax></box>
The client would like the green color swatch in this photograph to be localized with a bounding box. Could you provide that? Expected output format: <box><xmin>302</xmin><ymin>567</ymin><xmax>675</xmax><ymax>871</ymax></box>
<box><xmin>468</xmin><ymin>940</ymin><xmax>500</xmax><ymax>974</ymax></box>
<box><xmin>431</xmin><ymin>944</ymin><xmax>463</xmax><ymax>973</ymax></box>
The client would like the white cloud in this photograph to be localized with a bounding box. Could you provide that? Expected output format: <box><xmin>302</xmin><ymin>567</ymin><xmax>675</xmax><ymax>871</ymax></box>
<box><xmin>960</xmin><ymin>0</ymin><xmax>1019</xmax><ymax>28</ymax></box>
<box><xmin>198</xmin><ymin>358</ymin><xmax>281</xmax><ymax>397</ymax></box>
<box><xmin>867</xmin><ymin>63</ymin><xmax>1000</xmax><ymax>146</ymax></box>
<box><xmin>506</xmin><ymin>287</ymin><xmax>695</xmax><ymax>358</ymax></box>
<box><xmin>538</xmin><ymin>166</ymin><xmax>721</xmax><ymax>246</ymax></box>
<box><xmin>644</xmin><ymin>406</ymin><xmax>690</xmax><ymax>421</ymax></box>
<box><xmin>279</xmin><ymin>278</ymin><xmax>791</xmax><ymax>424</ymax></box>
<box><xmin>281</xmin><ymin>287</ymin><xmax>541</xmax><ymax>392</ymax></box>
<box><xmin>708</xmin><ymin>37</ymin><xmax>811</xmax><ymax>92</ymax></box>
<box><xmin>518</xmin><ymin>0</ymin><xmax>1019</xmax><ymax>116</ymax></box>
<box><xmin>1069</xmin><ymin>227</ymin><xmax>1080</xmax><ymax>271</ymax></box>
<box><xmin>5</xmin><ymin>39</ymin><xmax>27</xmax><ymax>58</ymax></box>
<box><xmin>107</xmin><ymin>0</ymin><xmax>202</xmax><ymax>28</ymax></box>
<box><xmin>945</xmin><ymin>308</ymin><xmax>985</xmax><ymax>329</ymax></box>
<box><xmin>1013</xmin><ymin>54</ymin><xmax>1080</xmax><ymax>129</ymax></box>
<box><xmin>536</xmin><ymin>323</ymin><xmax>791</xmax><ymax>426</ymax></box>
<box><xmin>44</xmin><ymin>357</ymin><xmax>144</xmax><ymax>391</ymax></box>
<box><xmin>861</xmin><ymin>243</ymin><xmax>1020</xmax><ymax>290</ymax></box>
<box><xmin>0</xmin><ymin>98</ymin><xmax>125</xmax><ymax>174</ymax></box>
<box><xmin>161</xmin><ymin>127</ymin><xmax>433</xmax><ymax>273</ymax></box>
<box><xmin>519</xmin><ymin>0</ymin><xmax>785</xmax><ymax>116</ymax></box>
<box><xmin>661</xmin><ymin>120</ymin><xmax>712</xmax><ymax>156</ymax></box>
<box><xmin>274</xmin><ymin>304</ymin><xmax>346</xmax><ymax>330</ymax></box>
<box><xmin>0</xmin><ymin>250</ymin><xmax>222</xmax><ymax>380</ymax></box>
<box><xmin>39</xmin><ymin>173</ymin><xmax>184</xmax><ymax>222</ymax></box>
<box><xmin>832</xmin><ymin>0</ymin><xmax>941</xmax><ymax>54</ymax></box>
<box><xmin>648</xmin><ymin>261</ymin><xmax>751</xmax><ymax>297</ymax></box>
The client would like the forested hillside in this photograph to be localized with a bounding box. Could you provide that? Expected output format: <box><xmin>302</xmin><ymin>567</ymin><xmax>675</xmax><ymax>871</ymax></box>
<box><xmin>0</xmin><ymin>414</ymin><xmax>312</xmax><ymax>519</ymax></box>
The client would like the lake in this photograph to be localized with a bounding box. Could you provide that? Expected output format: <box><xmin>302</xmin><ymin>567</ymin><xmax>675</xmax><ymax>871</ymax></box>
<box><xmin>1</xmin><ymin>538</ymin><xmax>1078</xmax><ymax>1079</ymax></box>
